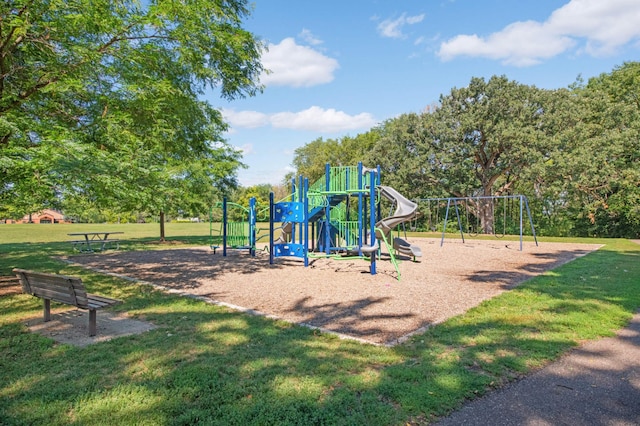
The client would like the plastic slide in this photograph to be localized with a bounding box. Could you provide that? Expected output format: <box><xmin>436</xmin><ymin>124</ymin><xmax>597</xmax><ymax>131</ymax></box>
<box><xmin>376</xmin><ymin>186</ymin><xmax>422</xmax><ymax>258</ymax></box>
<box><xmin>393</xmin><ymin>237</ymin><xmax>422</xmax><ymax>259</ymax></box>
<box><xmin>273</xmin><ymin>222</ymin><xmax>292</xmax><ymax>245</ymax></box>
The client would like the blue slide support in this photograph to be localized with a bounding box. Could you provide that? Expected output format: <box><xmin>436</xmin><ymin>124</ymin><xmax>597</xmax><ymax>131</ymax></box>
<box><xmin>303</xmin><ymin>178</ymin><xmax>309</xmax><ymax>266</ymax></box>
<box><xmin>369</xmin><ymin>168</ymin><xmax>377</xmax><ymax>275</ymax></box>
<box><xmin>249</xmin><ymin>197</ymin><xmax>256</xmax><ymax>256</ymax></box>
<box><xmin>357</xmin><ymin>162</ymin><xmax>364</xmax><ymax>255</ymax></box>
<box><xmin>269</xmin><ymin>193</ymin><xmax>274</xmax><ymax>264</ymax></box>
<box><xmin>324</xmin><ymin>163</ymin><xmax>331</xmax><ymax>255</ymax></box>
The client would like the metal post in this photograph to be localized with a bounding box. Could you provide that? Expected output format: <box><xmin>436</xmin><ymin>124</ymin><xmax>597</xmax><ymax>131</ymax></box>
<box><xmin>358</xmin><ymin>162</ymin><xmax>363</xmax><ymax>254</ymax></box>
<box><xmin>524</xmin><ymin>196</ymin><xmax>539</xmax><ymax>247</ymax></box>
<box><xmin>324</xmin><ymin>164</ymin><xmax>331</xmax><ymax>254</ymax></box>
<box><xmin>290</xmin><ymin>177</ymin><xmax>296</xmax><ymax>243</ymax></box>
<box><xmin>304</xmin><ymin>178</ymin><xmax>309</xmax><ymax>267</ymax></box>
<box><xmin>520</xmin><ymin>195</ymin><xmax>523</xmax><ymax>251</ymax></box>
<box><xmin>441</xmin><ymin>199</ymin><xmax>451</xmax><ymax>247</ymax></box>
<box><xmin>222</xmin><ymin>197</ymin><xmax>227</xmax><ymax>257</ymax></box>
<box><xmin>249</xmin><ymin>197</ymin><xmax>256</xmax><ymax>256</ymax></box>
<box><xmin>454</xmin><ymin>200</ymin><xmax>465</xmax><ymax>243</ymax></box>
<box><xmin>298</xmin><ymin>175</ymin><xmax>303</xmax><ymax>246</ymax></box>
<box><xmin>325</xmin><ymin>163</ymin><xmax>330</xmax><ymax>191</ymax></box>
<box><xmin>269</xmin><ymin>192</ymin><xmax>274</xmax><ymax>265</ymax></box>
<box><xmin>369</xmin><ymin>170</ymin><xmax>377</xmax><ymax>275</ymax></box>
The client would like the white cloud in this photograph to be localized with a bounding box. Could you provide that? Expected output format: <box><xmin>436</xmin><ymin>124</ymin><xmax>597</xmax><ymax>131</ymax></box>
<box><xmin>222</xmin><ymin>109</ymin><xmax>269</xmax><ymax>128</ymax></box>
<box><xmin>547</xmin><ymin>0</ymin><xmax>640</xmax><ymax>56</ymax></box>
<box><xmin>225</xmin><ymin>106</ymin><xmax>377</xmax><ymax>133</ymax></box>
<box><xmin>439</xmin><ymin>21</ymin><xmax>575</xmax><ymax>66</ymax></box>
<box><xmin>438</xmin><ymin>0</ymin><xmax>640</xmax><ymax>66</ymax></box>
<box><xmin>260</xmin><ymin>38</ymin><xmax>339</xmax><ymax>87</ymax></box>
<box><xmin>299</xmin><ymin>29</ymin><xmax>323</xmax><ymax>46</ymax></box>
<box><xmin>406</xmin><ymin>14</ymin><xmax>425</xmax><ymax>25</ymax></box>
<box><xmin>237</xmin><ymin>143</ymin><xmax>254</xmax><ymax>155</ymax></box>
<box><xmin>271</xmin><ymin>106</ymin><xmax>376</xmax><ymax>132</ymax></box>
<box><xmin>377</xmin><ymin>13</ymin><xmax>425</xmax><ymax>39</ymax></box>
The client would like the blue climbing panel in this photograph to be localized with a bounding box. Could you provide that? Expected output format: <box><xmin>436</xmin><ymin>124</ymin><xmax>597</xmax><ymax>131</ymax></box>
<box><xmin>273</xmin><ymin>202</ymin><xmax>304</xmax><ymax>223</ymax></box>
<box><xmin>273</xmin><ymin>243</ymin><xmax>306</xmax><ymax>258</ymax></box>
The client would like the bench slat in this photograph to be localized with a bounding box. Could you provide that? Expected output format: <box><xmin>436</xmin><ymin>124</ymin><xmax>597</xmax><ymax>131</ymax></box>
<box><xmin>87</xmin><ymin>294</ymin><xmax>121</xmax><ymax>309</ymax></box>
<box><xmin>22</xmin><ymin>287</ymin><xmax>77</xmax><ymax>304</ymax></box>
<box><xmin>87</xmin><ymin>293</ymin><xmax>120</xmax><ymax>304</ymax></box>
<box><xmin>16</xmin><ymin>272</ymin><xmax>87</xmax><ymax>307</ymax></box>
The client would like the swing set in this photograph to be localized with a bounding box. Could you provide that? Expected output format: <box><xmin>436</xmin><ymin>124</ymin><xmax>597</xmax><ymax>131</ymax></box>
<box><xmin>416</xmin><ymin>195</ymin><xmax>538</xmax><ymax>250</ymax></box>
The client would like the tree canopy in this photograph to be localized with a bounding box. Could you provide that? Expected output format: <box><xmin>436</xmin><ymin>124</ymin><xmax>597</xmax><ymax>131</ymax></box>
<box><xmin>1</xmin><ymin>0</ymin><xmax>264</xmax><ymax>225</ymax></box>
<box><xmin>291</xmin><ymin>63</ymin><xmax>640</xmax><ymax>238</ymax></box>
<box><xmin>546</xmin><ymin>63</ymin><xmax>640</xmax><ymax>237</ymax></box>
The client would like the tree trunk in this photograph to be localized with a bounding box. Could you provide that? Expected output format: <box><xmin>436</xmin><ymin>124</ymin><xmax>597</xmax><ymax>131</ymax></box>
<box><xmin>479</xmin><ymin>199</ymin><xmax>495</xmax><ymax>235</ymax></box>
<box><xmin>159</xmin><ymin>211</ymin><xmax>166</xmax><ymax>242</ymax></box>
<box><xmin>480</xmin><ymin>186</ymin><xmax>495</xmax><ymax>235</ymax></box>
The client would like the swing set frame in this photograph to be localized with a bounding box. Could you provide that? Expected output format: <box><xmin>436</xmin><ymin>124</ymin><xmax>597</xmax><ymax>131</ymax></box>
<box><xmin>417</xmin><ymin>195</ymin><xmax>538</xmax><ymax>251</ymax></box>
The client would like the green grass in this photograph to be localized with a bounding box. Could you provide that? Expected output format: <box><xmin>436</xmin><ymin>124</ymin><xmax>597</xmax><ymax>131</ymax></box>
<box><xmin>1</xmin><ymin>224</ymin><xmax>639</xmax><ymax>425</ymax></box>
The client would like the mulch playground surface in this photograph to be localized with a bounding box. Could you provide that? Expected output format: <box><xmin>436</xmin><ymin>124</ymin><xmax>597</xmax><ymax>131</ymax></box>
<box><xmin>65</xmin><ymin>238</ymin><xmax>601</xmax><ymax>346</ymax></box>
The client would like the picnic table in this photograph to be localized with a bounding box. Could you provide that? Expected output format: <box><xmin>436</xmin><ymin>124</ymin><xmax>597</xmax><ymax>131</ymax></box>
<box><xmin>68</xmin><ymin>231</ymin><xmax>123</xmax><ymax>253</ymax></box>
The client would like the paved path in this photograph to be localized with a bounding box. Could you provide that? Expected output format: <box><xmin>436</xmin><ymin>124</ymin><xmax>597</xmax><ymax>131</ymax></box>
<box><xmin>435</xmin><ymin>311</ymin><xmax>640</xmax><ymax>425</ymax></box>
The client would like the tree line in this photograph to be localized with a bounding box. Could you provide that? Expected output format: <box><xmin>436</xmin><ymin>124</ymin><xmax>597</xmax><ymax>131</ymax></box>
<box><xmin>1</xmin><ymin>2</ymin><xmax>637</xmax><ymax>238</ymax></box>
<box><xmin>288</xmin><ymin>63</ymin><xmax>640</xmax><ymax>238</ymax></box>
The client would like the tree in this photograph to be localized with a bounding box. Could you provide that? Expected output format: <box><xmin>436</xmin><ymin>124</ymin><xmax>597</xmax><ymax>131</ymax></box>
<box><xmin>363</xmin><ymin>111</ymin><xmax>443</xmax><ymax>200</ymax></box>
<box><xmin>371</xmin><ymin>76</ymin><xmax>557</xmax><ymax>233</ymax></box>
<box><xmin>290</xmin><ymin>137</ymin><xmax>344</xmax><ymax>184</ymax></box>
<box><xmin>549</xmin><ymin>62</ymin><xmax>640</xmax><ymax>237</ymax></box>
<box><xmin>290</xmin><ymin>131</ymin><xmax>380</xmax><ymax>184</ymax></box>
<box><xmin>0</xmin><ymin>0</ymin><xmax>264</xmax><ymax>233</ymax></box>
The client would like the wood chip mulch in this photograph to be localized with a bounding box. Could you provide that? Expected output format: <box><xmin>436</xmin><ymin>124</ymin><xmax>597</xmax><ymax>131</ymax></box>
<box><xmin>64</xmin><ymin>238</ymin><xmax>601</xmax><ymax>346</ymax></box>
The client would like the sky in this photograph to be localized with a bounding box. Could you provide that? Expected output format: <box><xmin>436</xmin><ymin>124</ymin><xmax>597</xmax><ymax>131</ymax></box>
<box><xmin>206</xmin><ymin>0</ymin><xmax>640</xmax><ymax>187</ymax></box>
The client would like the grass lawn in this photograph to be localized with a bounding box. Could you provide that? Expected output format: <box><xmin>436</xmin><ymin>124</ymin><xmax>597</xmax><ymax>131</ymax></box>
<box><xmin>1</xmin><ymin>224</ymin><xmax>639</xmax><ymax>425</ymax></box>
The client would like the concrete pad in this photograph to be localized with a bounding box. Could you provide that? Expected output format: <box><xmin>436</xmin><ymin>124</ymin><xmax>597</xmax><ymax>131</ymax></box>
<box><xmin>25</xmin><ymin>309</ymin><xmax>156</xmax><ymax>347</ymax></box>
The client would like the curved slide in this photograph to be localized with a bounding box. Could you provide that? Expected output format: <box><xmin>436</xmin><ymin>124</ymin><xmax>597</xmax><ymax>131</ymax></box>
<box><xmin>376</xmin><ymin>186</ymin><xmax>422</xmax><ymax>258</ymax></box>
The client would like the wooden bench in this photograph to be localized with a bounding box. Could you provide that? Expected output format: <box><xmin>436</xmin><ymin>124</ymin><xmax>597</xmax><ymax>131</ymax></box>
<box><xmin>13</xmin><ymin>269</ymin><xmax>122</xmax><ymax>336</ymax></box>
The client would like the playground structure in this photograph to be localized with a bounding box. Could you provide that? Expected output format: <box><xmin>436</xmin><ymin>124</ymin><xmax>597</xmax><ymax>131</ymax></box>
<box><xmin>209</xmin><ymin>198</ymin><xmax>256</xmax><ymax>256</ymax></box>
<box><xmin>268</xmin><ymin>163</ymin><xmax>422</xmax><ymax>278</ymax></box>
<box><xmin>210</xmin><ymin>163</ymin><xmax>422</xmax><ymax>278</ymax></box>
<box><xmin>415</xmin><ymin>195</ymin><xmax>538</xmax><ymax>250</ymax></box>
<box><xmin>209</xmin><ymin>164</ymin><xmax>539</xmax><ymax>278</ymax></box>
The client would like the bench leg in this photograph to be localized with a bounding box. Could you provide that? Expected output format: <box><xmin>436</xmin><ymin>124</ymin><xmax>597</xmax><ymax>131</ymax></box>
<box><xmin>89</xmin><ymin>309</ymin><xmax>97</xmax><ymax>336</ymax></box>
<box><xmin>43</xmin><ymin>299</ymin><xmax>51</xmax><ymax>322</ymax></box>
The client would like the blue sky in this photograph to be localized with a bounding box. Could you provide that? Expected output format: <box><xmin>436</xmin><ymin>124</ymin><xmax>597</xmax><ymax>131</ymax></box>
<box><xmin>206</xmin><ymin>0</ymin><xmax>640</xmax><ymax>187</ymax></box>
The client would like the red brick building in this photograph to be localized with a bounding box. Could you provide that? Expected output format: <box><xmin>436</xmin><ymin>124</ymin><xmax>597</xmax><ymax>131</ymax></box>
<box><xmin>14</xmin><ymin>209</ymin><xmax>68</xmax><ymax>224</ymax></box>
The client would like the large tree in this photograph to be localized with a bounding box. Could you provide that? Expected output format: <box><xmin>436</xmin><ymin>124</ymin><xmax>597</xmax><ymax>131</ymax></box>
<box><xmin>290</xmin><ymin>131</ymin><xmax>380</xmax><ymax>185</ymax></box>
<box><xmin>0</xmin><ymin>0</ymin><xmax>264</xmax><ymax>228</ymax></box>
<box><xmin>371</xmin><ymin>76</ymin><xmax>560</xmax><ymax>233</ymax></box>
<box><xmin>548</xmin><ymin>62</ymin><xmax>640</xmax><ymax>237</ymax></box>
